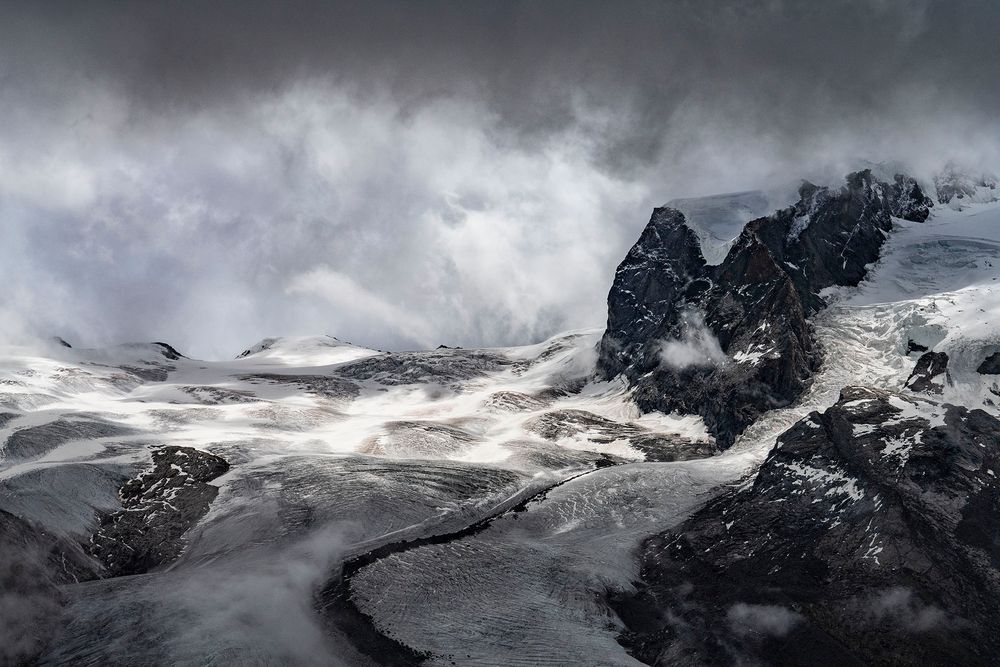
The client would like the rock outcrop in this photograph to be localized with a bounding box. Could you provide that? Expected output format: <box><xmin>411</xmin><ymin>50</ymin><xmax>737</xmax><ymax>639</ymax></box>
<box><xmin>611</xmin><ymin>387</ymin><xmax>1000</xmax><ymax>666</ymax></box>
<box><xmin>89</xmin><ymin>446</ymin><xmax>229</xmax><ymax>576</ymax></box>
<box><xmin>598</xmin><ymin>170</ymin><xmax>932</xmax><ymax>448</ymax></box>
<box><xmin>977</xmin><ymin>352</ymin><xmax>1000</xmax><ymax>375</ymax></box>
<box><xmin>905</xmin><ymin>351</ymin><xmax>950</xmax><ymax>393</ymax></box>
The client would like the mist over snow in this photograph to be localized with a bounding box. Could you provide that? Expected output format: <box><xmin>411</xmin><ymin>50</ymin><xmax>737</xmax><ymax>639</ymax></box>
<box><xmin>1</xmin><ymin>1</ymin><xmax>1000</xmax><ymax>358</ymax></box>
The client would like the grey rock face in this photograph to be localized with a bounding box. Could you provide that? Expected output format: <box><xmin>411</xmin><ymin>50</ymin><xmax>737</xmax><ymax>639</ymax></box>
<box><xmin>905</xmin><ymin>351</ymin><xmax>950</xmax><ymax>393</ymax></box>
<box><xmin>611</xmin><ymin>387</ymin><xmax>1000</xmax><ymax>666</ymax></box>
<box><xmin>889</xmin><ymin>173</ymin><xmax>934</xmax><ymax>222</ymax></box>
<box><xmin>89</xmin><ymin>446</ymin><xmax>229</xmax><ymax>576</ymax></box>
<box><xmin>599</xmin><ymin>170</ymin><xmax>923</xmax><ymax>448</ymax></box>
<box><xmin>599</xmin><ymin>206</ymin><xmax>708</xmax><ymax>379</ymax></box>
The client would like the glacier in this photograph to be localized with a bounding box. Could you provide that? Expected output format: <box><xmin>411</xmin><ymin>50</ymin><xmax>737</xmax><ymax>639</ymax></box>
<box><xmin>2</xmin><ymin>169</ymin><xmax>1000</xmax><ymax>665</ymax></box>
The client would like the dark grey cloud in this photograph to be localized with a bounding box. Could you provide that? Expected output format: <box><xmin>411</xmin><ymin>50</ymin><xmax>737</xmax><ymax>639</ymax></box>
<box><xmin>1</xmin><ymin>1</ymin><xmax>998</xmax><ymax>357</ymax></box>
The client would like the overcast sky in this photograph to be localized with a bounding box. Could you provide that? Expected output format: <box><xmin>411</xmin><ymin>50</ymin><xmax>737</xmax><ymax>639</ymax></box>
<box><xmin>1</xmin><ymin>1</ymin><xmax>998</xmax><ymax>358</ymax></box>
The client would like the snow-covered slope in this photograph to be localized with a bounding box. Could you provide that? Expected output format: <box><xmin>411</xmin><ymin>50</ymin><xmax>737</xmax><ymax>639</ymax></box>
<box><xmin>1</xmin><ymin>326</ymin><xmax>721</xmax><ymax>665</ymax></box>
<box><xmin>235</xmin><ymin>334</ymin><xmax>381</xmax><ymax>366</ymax></box>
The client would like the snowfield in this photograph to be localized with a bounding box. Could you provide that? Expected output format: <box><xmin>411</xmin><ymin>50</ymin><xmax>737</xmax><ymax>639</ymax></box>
<box><xmin>2</xmin><ymin>192</ymin><xmax>999</xmax><ymax>665</ymax></box>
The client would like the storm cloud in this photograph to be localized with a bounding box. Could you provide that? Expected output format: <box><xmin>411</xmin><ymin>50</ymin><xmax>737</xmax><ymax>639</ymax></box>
<box><xmin>1</xmin><ymin>1</ymin><xmax>999</xmax><ymax>357</ymax></box>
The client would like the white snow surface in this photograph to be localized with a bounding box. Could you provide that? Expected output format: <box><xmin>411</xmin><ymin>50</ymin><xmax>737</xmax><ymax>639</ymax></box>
<box><xmin>235</xmin><ymin>334</ymin><xmax>381</xmax><ymax>366</ymax></box>
<box><xmin>667</xmin><ymin>187</ymin><xmax>797</xmax><ymax>265</ymax></box>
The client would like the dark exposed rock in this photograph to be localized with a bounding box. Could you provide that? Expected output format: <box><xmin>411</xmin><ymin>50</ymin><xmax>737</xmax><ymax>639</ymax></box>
<box><xmin>889</xmin><ymin>174</ymin><xmax>933</xmax><ymax>222</ymax></box>
<box><xmin>89</xmin><ymin>446</ymin><xmax>229</xmax><ymax>576</ymax></box>
<box><xmin>599</xmin><ymin>207</ymin><xmax>707</xmax><ymax>378</ymax></box>
<box><xmin>0</xmin><ymin>411</ymin><xmax>19</xmax><ymax>428</ymax></box>
<box><xmin>907</xmin><ymin>339</ymin><xmax>929</xmax><ymax>354</ymax></box>
<box><xmin>905</xmin><ymin>351</ymin><xmax>949</xmax><ymax>393</ymax></box>
<box><xmin>977</xmin><ymin>352</ymin><xmax>1000</xmax><ymax>375</ymax></box>
<box><xmin>610</xmin><ymin>387</ymin><xmax>1000</xmax><ymax>666</ymax></box>
<box><xmin>151</xmin><ymin>342</ymin><xmax>184</xmax><ymax>360</ymax></box>
<box><xmin>599</xmin><ymin>170</ymin><xmax>919</xmax><ymax>448</ymax></box>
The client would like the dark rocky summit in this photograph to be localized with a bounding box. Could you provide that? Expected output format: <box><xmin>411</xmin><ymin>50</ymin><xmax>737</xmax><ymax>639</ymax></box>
<box><xmin>89</xmin><ymin>446</ymin><xmax>229</xmax><ymax>576</ymax></box>
<box><xmin>151</xmin><ymin>341</ymin><xmax>185</xmax><ymax>360</ymax></box>
<box><xmin>611</xmin><ymin>387</ymin><xmax>1000</xmax><ymax>666</ymax></box>
<box><xmin>598</xmin><ymin>170</ymin><xmax>932</xmax><ymax>448</ymax></box>
<box><xmin>889</xmin><ymin>173</ymin><xmax>934</xmax><ymax>222</ymax></box>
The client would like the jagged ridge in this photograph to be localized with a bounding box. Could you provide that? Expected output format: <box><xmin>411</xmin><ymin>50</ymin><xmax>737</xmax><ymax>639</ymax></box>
<box><xmin>598</xmin><ymin>169</ymin><xmax>933</xmax><ymax>448</ymax></box>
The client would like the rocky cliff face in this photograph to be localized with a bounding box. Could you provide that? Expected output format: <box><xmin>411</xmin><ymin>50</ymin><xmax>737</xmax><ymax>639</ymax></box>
<box><xmin>610</xmin><ymin>386</ymin><xmax>1000</xmax><ymax>666</ymax></box>
<box><xmin>598</xmin><ymin>170</ymin><xmax>933</xmax><ymax>448</ymax></box>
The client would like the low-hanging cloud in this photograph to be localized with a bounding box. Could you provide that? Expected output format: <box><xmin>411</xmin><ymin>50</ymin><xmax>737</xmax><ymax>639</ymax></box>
<box><xmin>863</xmin><ymin>587</ymin><xmax>951</xmax><ymax>632</ymax></box>
<box><xmin>1</xmin><ymin>1</ymin><xmax>999</xmax><ymax>358</ymax></box>
<box><xmin>727</xmin><ymin>602</ymin><xmax>803</xmax><ymax>637</ymax></box>
<box><xmin>659</xmin><ymin>311</ymin><xmax>729</xmax><ymax>370</ymax></box>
